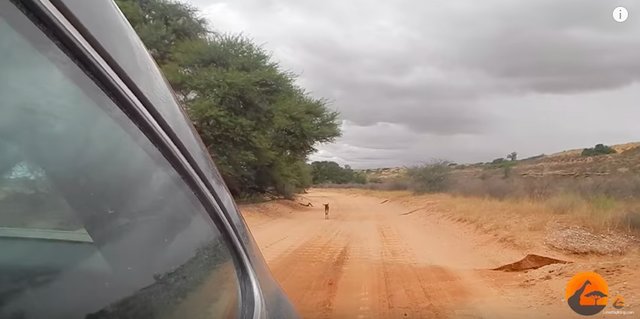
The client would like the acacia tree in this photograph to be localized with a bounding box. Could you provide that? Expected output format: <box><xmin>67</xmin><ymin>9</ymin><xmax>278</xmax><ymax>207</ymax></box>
<box><xmin>584</xmin><ymin>291</ymin><xmax>607</xmax><ymax>306</ymax></box>
<box><xmin>115</xmin><ymin>0</ymin><xmax>208</xmax><ymax>63</ymax></box>
<box><xmin>117</xmin><ymin>0</ymin><xmax>340</xmax><ymax>198</ymax></box>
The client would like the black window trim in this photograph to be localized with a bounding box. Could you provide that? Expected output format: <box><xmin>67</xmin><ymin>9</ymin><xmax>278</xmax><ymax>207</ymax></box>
<box><xmin>10</xmin><ymin>1</ymin><xmax>265</xmax><ymax>318</ymax></box>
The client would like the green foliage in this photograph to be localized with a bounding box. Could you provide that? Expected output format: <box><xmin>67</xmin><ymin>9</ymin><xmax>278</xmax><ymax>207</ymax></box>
<box><xmin>589</xmin><ymin>195</ymin><xmax>617</xmax><ymax>211</ymax></box>
<box><xmin>581</xmin><ymin>144</ymin><xmax>616</xmax><ymax>157</ymax></box>
<box><xmin>117</xmin><ymin>0</ymin><xmax>340</xmax><ymax>197</ymax></box>
<box><xmin>311</xmin><ymin>161</ymin><xmax>367</xmax><ymax>184</ymax></box>
<box><xmin>352</xmin><ymin>171</ymin><xmax>367</xmax><ymax>184</ymax></box>
<box><xmin>407</xmin><ymin>161</ymin><xmax>451</xmax><ymax>193</ymax></box>
<box><xmin>115</xmin><ymin>0</ymin><xmax>209</xmax><ymax>63</ymax></box>
<box><xmin>489</xmin><ymin>158</ymin><xmax>517</xmax><ymax>170</ymax></box>
<box><xmin>507</xmin><ymin>152</ymin><xmax>517</xmax><ymax>161</ymax></box>
<box><xmin>368</xmin><ymin>177</ymin><xmax>383</xmax><ymax>183</ymax></box>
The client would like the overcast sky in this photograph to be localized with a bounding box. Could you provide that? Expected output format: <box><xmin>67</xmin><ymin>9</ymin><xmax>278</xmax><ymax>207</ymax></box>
<box><xmin>186</xmin><ymin>0</ymin><xmax>640</xmax><ymax>168</ymax></box>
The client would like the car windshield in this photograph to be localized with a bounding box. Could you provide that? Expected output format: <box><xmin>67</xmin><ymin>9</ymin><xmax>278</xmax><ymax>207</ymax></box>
<box><xmin>0</xmin><ymin>3</ymin><xmax>241</xmax><ymax>319</ymax></box>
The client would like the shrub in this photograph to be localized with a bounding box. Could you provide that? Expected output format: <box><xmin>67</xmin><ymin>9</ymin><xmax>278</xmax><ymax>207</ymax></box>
<box><xmin>571</xmin><ymin>175</ymin><xmax>640</xmax><ymax>200</ymax></box>
<box><xmin>523</xmin><ymin>178</ymin><xmax>555</xmax><ymax>199</ymax></box>
<box><xmin>352</xmin><ymin>171</ymin><xmax>368</xmax><ymax>184</ymax></box>
<box><xmin>407</xmin><ymin>161</ymin><xmax>451</xmax><ymax>193</ymax></box>
<box><xmin>545</xmin><ymin>193</ymin><xmax>585</xmax><ymax>214</ymax></box>
<box><xmin>485</xmin><ymin>178</ymin><xmax>519</xmax><ymax>199</ymax></box>
<box><xmin>618</xmin><ymin>210</ymin><xmax>640</xmax><ymax>232</ymax></box>
<box><xmin>449</xmin><ymin>175</ymin><xmax>524</xmax><ymax>199</ymax></box>
<box><xmin>581</xmin><ymin>144</ymin><xmax>616</xmax><ymax>157</ymax></box>
<box><xmin>589</xmin><ymin>195</ymin><xmax>617</xmax><ymax>211</ymax></box>
<box><xmin>368</xmin><ymin>177</ymin><xmax>383</xmax><ymax>184</ymax></box>
<box><xmin>381</xmin><ymin>180</ymin><xmax>411</xmax><ymax>190</ymax></box>
<box><xmin>311</xmin><ymin>161</ymin><xmax>367</xmax><ymax>184</ymax></box>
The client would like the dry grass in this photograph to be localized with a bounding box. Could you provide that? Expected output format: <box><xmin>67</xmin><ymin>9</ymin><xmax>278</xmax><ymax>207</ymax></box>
<box><xmin>436</xmin><ymin>192</ymin><xmax>639</xmax><ymax>234</ymax></box>
<box><xmin>319</xmin><ymin>174</ymin><xmax>640</xmax><ymax>233</ymax></box>
<box><xmin>331</xmin><ymin>187</ymin><xmax>640</xmax><ymax>254</ymax></box>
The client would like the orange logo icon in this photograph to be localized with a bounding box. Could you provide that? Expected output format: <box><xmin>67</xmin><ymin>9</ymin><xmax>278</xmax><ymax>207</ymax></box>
<box><xmin>613</xmin><ymin>296</ymin><xmax>625</xmax><ymax>309</ymax></box>
<box><xmin>565</xmin><ymin>272</ymin><xmax>608</xmax><ymax>316</ymax></box>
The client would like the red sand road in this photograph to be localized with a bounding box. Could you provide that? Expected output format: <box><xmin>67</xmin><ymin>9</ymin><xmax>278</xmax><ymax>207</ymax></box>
<box><xmin>240</xmin><ymin>189</ymin><xmax>631</xmax><ymax>318</ymax></box>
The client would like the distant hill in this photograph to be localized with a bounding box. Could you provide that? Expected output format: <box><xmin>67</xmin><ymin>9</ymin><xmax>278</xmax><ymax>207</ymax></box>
<box><xmin>360</xmin><ymin>142</ymin><xmax>640</xmax><ymax>181</ymax></box>
<box><xmin>547</xmin><ymin>142</ymin><xmax>640</xmax><ymax>159</ymax></box>
<box><xmin>512</xmin><ymin>142</ymin><xmax>640</xmax><ymax>178</ymax></box>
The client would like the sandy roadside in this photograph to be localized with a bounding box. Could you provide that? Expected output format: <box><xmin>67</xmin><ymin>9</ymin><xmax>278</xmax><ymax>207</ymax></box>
<box><xmin>240</xmin><ymin>189</ymin><xmax>639</xmax><ymax>318</ymax></box>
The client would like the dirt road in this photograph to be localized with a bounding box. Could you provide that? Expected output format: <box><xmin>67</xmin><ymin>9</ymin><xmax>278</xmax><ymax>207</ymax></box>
<box><xmin>241</xmin><ymin>190</ymin><xmax>637</xmax><ymax>318</ymax></box>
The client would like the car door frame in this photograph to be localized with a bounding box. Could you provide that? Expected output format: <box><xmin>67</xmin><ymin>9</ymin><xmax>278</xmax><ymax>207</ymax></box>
<box><xmin>11</xmin><ymin>0</ymin><xmax>266</xmax><ymax>318</ymax></box>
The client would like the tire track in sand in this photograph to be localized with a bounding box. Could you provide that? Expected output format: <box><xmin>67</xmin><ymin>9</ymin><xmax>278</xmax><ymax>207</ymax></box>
<box><xmin>269</xmin><ymin>225</ymin><xmax>350</xmax><ymax>318</ymax></box>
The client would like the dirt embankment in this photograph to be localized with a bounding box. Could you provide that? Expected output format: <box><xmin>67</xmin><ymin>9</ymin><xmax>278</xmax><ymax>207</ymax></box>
<box><xmin>240</xmin><ymin>189</ymin><xmax>639</xmax><ymax>318</ymax></box>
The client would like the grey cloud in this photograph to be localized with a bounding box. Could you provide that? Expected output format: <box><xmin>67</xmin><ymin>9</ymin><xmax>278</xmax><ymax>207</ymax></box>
<box><xmin>334</xmin><ymin>121</ymin><xmax>421</xmax><ymax>150</ymax></box>
<box><xmin>187</xmin><ymin>0</ymin><xmax>640</xmax><ymax>167</ymax></box>
<box><xmin>435</xmin><ymin>1</ymin><xmax>640</xmax><ymax>93</ymax></box>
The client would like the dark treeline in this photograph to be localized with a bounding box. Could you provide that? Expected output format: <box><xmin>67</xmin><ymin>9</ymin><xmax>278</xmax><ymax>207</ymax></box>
<box><xmin>310</xmin><ymin>161</ymin><xmax>367</xmax><ymax>185</ymax></box>
<box><xmin>116</xmin><ymin>0</ymin><xmax>341</xmax><ymax>198</ymax></box>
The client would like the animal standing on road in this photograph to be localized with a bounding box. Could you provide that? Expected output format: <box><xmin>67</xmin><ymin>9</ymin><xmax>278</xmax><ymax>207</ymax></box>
<box><xmin>324</xmin><ymin>203</ymin><xmax>329</xmax><ymax>219</ymax></box>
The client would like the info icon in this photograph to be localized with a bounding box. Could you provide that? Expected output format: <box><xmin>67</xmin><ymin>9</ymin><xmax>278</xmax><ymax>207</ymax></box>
<box><xmin>613</xmin><ymin>7</ymin><xmax>628</xmax><ymax>23</ymax></box>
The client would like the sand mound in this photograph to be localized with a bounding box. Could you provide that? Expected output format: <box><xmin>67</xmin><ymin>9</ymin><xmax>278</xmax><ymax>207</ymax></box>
<box><xmin>492</xmin><ymin>254</ymin><xmax>569</xmax><ymax>272</ymax></box>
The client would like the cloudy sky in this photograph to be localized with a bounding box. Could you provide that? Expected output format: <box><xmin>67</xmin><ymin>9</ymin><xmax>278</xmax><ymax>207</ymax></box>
<box><xmin>186</xmin><ymin>0</ymin><xmax>640</xmax><ymax>168</ymax></box>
